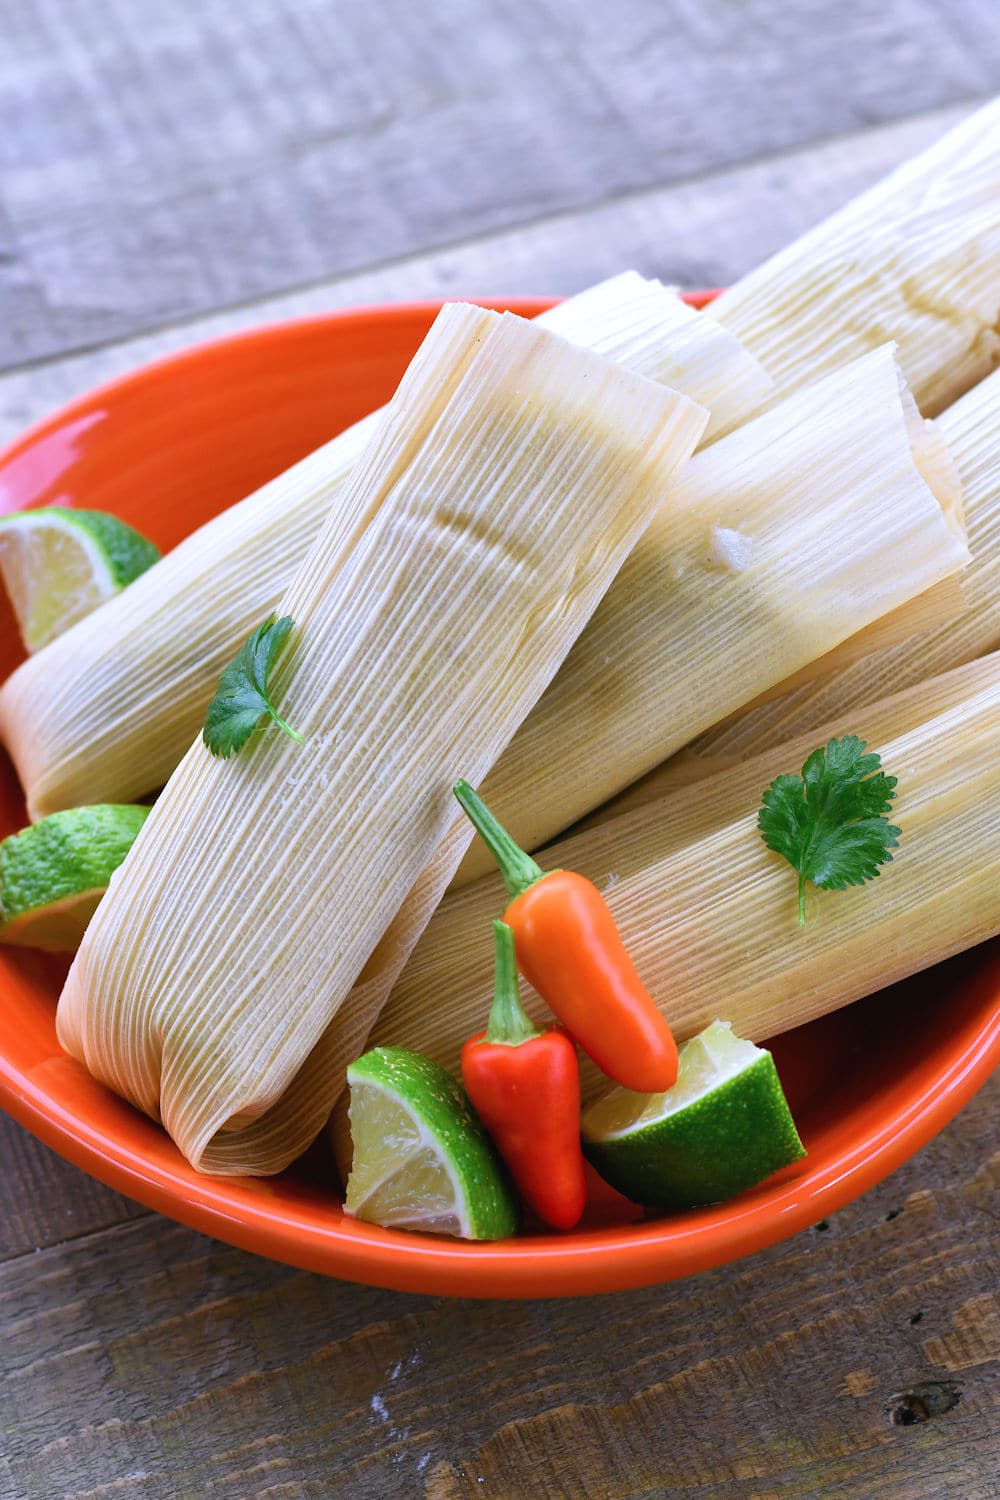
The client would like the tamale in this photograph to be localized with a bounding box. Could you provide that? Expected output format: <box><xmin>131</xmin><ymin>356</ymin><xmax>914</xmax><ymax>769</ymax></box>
<box><xmin>708</xmin><ymin>96</ymin><xmax>1000</xmax><ymax>415</ymax></box>
<box><xmin>647</xmin><ymin>366</ymin><xmax>1000</xmax><ymax>789</ymax></box>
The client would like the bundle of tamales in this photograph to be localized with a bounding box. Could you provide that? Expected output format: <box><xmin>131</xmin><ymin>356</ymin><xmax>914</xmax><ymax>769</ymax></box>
<box><xmin>56</xmin><ymin>302</ymin><xmax>707</xmax><ymax>1174</ymax></box>
<box><xmin>168</xmin><ymin>336</ymin><xmax>967</xmax><ymax>1133</ymax></box>
<box><xmin>0</xmin><ymin>272</ymin><xmax>767</xmax><ymax>820</ymax></box>
<box><xmin>340</xmin><ymin>648</ymin><xmax>1000</xmax><ymax>1175</ymax></box>
<box><xmin>4</xmin><ymin>95</ymin><xmax>1000</xmax><ymax>828</ymax></box>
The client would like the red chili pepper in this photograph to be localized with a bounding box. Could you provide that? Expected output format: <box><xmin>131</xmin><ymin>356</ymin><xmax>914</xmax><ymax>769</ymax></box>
<box><xmin>454</xmin><ymin>780</ymin><xmax>678</xmax><ymax>1094</ymax></box>
<box><xmin>461</xmin><ymin>920</ymin><xmax>587</xmax><ymax>1231</ymax></box>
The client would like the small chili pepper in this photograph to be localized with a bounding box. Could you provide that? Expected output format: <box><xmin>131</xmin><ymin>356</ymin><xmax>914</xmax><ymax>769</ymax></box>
<box><xmin>462</xmin><ymin>920</ymin><xmax>587</xmax><ymax>1231</ymax></box>
<box><xmin>454</xmin><ymin>780</ymin><xmax>678</xmax><ymax>1094</ymax></box>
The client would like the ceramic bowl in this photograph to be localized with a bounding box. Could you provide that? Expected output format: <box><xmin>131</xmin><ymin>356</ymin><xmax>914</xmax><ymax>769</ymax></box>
<box><xmin>1</xmin><ymin>297</ymin><xmax>997</xmax><ymax>1296</ymax></box>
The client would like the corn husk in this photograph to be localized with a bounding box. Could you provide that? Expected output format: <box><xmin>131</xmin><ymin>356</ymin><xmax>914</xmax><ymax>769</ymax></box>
<box><xmin>0</xmin><ymin>274</ymin><xmax>767</xmax><ymax>822</ymax></box>
<box><xmin>56</xmin><ymin>302</ymin><xmax>706</xmax><ymax>1175</ymax></box>
<box><xmin>642</xmin><ymin>365</ymin><xmax>1000</xmax><ymax>793</ymax></box>
<box><xmin>339</xmin><ymin>649</ymin><xmax>1000</xmax><ymax>1173</ymax></box>
<box><xmin>536</xmin><ymin>271</ymin><xmax>770</xmax><ymax>443</ymax></box>
<box><xmin>453</xmin><ymin>345</ymin><xmax>968</xmax><ymax>887</ymax></box>
<box><xmin>708</xmin><ymin>96</ymin><xmax>1000</xmax><ymax>416</ymax></box>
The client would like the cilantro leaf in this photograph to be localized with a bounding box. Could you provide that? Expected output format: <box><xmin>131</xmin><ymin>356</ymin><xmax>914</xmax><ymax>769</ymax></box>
<box><xmin>202</xmin><ymin>614</ymin><xmax>304</xmax><ymax>759</ymax></box>
<box><xmin>757</xmin><ymin>736</ymin><xmax>901</xmax><ymax>926</ymax></box>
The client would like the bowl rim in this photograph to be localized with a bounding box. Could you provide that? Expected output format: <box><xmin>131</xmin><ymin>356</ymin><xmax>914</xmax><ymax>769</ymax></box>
<box><xmin>1</xmin><ymin>295</ymin><xmax>998</xmax><ymax>1298</ymax></box>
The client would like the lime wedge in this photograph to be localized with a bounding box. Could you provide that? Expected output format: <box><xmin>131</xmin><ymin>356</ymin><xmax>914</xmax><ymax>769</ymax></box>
<box><xmin>0</xmin><ymin>804</ymin><xmax>151</xmax><ymax>952</ymax></box>
<box><xmin>581</xmin><ymin>1021</ymin><xmax>805</xmax><ymax>1210</ymax></box>
<box><xmin>0</xmin><ymin>506</ymin><xmax>161</xmax><ymax>651</ymax></box>
<box><xmin>344</xmin><ymin>1047</ymin><xmax>518</xmax><ymax>1240</ymax></box>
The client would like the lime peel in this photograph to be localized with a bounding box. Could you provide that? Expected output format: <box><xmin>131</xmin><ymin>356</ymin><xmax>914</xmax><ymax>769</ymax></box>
<box><xmin>344</xmin><ymin>1047</ymin><xmax>518</xmax><ymax>1240</ymax></box>
<box><xmin>581</xmin><ymin>1021</ymin><xmax>805</xmax><ymax>1211</ymax></box>
<box><xmin>0</xmin><ymin>804</ymin><xmax>152</xmax><ymax>952</ymax></box>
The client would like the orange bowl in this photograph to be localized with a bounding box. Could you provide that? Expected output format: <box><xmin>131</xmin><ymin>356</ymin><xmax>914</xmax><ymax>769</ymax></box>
<box><xmin>0</xmin><ymin>297</ymin><xmax>997</xmax><ymax>1297</ymax></box>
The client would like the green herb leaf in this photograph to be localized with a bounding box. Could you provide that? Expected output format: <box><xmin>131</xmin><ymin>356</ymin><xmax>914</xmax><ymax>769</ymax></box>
<box><xmin>757</xmin><ymin>736</ymin><xmax>900</xmax><ymax>926</ymax></box>
<box><xmin>202</xmin><ymin>615</ymin><xmax>304</xmax><ymax>759</ymax></box>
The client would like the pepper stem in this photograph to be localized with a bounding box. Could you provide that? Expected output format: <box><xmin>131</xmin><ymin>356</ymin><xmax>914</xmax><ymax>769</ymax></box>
<box><xmin>453</xmin><ymin>780</ymin><xmax>545</xmax><ymax>900</ymax></box>
<box><xmin>486</xmin><ymin>921</ymin><xmax>541</xmax><ymax>1046</ymax></box>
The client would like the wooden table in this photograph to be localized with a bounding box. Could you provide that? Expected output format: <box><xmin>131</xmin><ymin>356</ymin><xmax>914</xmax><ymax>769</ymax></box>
<box><xmin>1</xmin><ymin>4</ymin><xmax>998</xmax><ymax>1495</ymax></box>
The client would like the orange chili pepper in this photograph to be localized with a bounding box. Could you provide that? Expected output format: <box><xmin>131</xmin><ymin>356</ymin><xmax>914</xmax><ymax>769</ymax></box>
<box><xmin>462</xmin><ymin>921</ymin><xmax>587</xmax><ymax>1231</ymax></box>
<box><xmin>454</xmin><ymin>781</ymin><xmax>678</xmax><ymax>1093</ymax></box>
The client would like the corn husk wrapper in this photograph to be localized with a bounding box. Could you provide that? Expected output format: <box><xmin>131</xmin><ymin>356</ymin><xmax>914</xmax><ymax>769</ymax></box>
<box><xmin>534</xmin><ymin>272</ymin><xmax>770</xmax><ymax>443</ymax></box>
<box><xmin>708</xmin><ymin>96</ymin><xmax>1000</xmax><ymax>416</ymax></box>
<box><xmin>453</xmin><ymin>344</ymin><xmax>968</xmax><ymax>887</ymax></box>
<box><xmin>640</xmin><ymin>365</ymin><xmax>1000</xmax><ymax>795</ymax></box>
<box><xmin>0</xmin><ymin>273</ymin><xmax>766</xmax><ymax>822</ymax></box>
<box><xmin>336</xmin><ymin>650</ymin><xmax>1000</xmax><ymax>1172</ymax></box>
<box><xmin>56</xmin><ymin>303</ymin><xmax>707</xmax><ymax>1175</ymax></box>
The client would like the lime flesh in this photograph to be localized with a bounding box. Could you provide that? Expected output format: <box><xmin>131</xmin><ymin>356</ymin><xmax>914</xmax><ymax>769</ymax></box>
<box><xmin>581</xmin><ymin>1021</ymin><xmax>805</xmax><ymax>1210</ymax></box>
<box><xmin>344</xmin><ymin>1047</ymin><xmax>517</xmax><ymax>1240</ymax></box>
<box><xmin>0</xmin><ymin>804</ymin><xmax>152</xmax><ymax>952</ymax></box>
<box><xmin>0</xmin><ymin>506</ymin><xmax>160</xmax><ymax>651</ymax></box>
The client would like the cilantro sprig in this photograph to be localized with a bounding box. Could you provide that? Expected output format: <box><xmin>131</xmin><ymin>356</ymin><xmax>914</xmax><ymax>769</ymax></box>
<box><xmin>757</xmin><ymin>736</ymin><xmax>901</xmax><ymax>926</ymax></box>
<box><xmin>202</xmin><ymin>614</ymin><xmax>304</xmax><ymax>759</ymax></box>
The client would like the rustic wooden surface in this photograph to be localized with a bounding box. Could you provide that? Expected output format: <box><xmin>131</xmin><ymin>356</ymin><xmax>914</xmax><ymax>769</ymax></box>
<box><xmin>1</xmin><ymin>2</ymin><xmax>999</xmax><ymax>1496</ymax></box>
<box><xmin>0</xmin><ymin>1078</ymin><xmax>996</xmax><ymax>1499</ymax></box>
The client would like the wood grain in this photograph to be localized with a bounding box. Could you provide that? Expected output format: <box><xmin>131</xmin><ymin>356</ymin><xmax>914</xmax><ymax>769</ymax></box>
<box><xmin>0</xmin><ymin>1110</ymin><xmax>146</xmax><ymax>1261</ymax></box>
<box><xmin>0</xmin><ymin>102</ymin><xmax>975</xmax><ymax>449</ymax></box>
<box><xmin>0</xmin><ymin>1073</ymin><xmax>996</xmax><ymax>1499</ymax></box>
<box><xmin>2</xmin><ymin>0</ymin><xmax>999</xmax><ymax>369</ymax></box>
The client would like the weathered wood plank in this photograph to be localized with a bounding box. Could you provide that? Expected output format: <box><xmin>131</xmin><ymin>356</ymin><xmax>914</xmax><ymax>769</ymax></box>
<box><xmin>2</xmin><ymin>0</ymin><xmax>998</xmax><ymax>369</ymax></box>
<box><xmin>0</xmin><ymin>1074</ymin><xmax>995</xmax><ymax>1499</ymax></box>
<box><xmin>0</xmin><ymin>1110</ymin><xmax>147</xmax><ymax>1261</ymax></box>
<box><xmin>0</xmin><ymin>102</ymin><xmax>975</xmax><ymax>448</ymax></box>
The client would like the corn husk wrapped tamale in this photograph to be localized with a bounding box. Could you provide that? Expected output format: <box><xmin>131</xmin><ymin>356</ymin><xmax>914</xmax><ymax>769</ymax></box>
<box><xmin>335</xmin><ymin>650</ymin><xmax>1000</xmax><ymax>1173</ymax></box>
<box><xmin>452</xmin><ymin>345</ymin><xmax>968</xmax><ymax>886</ymax></box>
<box><xmin>56</xmin><ymin>302</ymin><xmax>707</xmax><ymax>1175</ymax></box>
<box><xmin>0</xmin><ymin>274</ymin><xmax>767</xmax><ymax>821</ymax></box>
<box><xmin>708</xmin><ymin>97</ymin><xmax>1000</xmax><ymax>416</ymax></box>
<box><xmin>635</xmin><ymin>366</ymin><xmax>1000</xmax><ymax>797</ymax></box>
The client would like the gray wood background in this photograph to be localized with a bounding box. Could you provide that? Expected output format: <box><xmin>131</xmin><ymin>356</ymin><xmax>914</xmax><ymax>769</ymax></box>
<box><xmin>1</xmin><ymin>2</ymin><xmax>999</xmax><ymax>1496</ymax></box>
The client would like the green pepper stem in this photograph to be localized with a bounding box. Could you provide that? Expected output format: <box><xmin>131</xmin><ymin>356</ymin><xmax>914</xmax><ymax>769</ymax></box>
<box><xmin>485</xmin><ymin>921</ymin><xmax>541</xmax><ymax>1046</ymax></box>
<box><xmin>453</xmin><ymin>780</ymin><xmax>545</xmax><ymax>900</ymax></box>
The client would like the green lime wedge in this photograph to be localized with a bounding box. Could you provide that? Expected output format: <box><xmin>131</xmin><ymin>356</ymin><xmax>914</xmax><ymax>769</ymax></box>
<box><xmin>344</xmin><ymin>1047</ymin><xmax>518</xmax><ymax>1240</ymax></box>
<box><xmin>0</xmin><ymin>506</ymin><xmax>161</xmax><ymax>652</ymax></box>
<box><xmin>581</xmin><ymin>1021</ymin><xmax>805</xmax><ymax>1210</ymax></box>
<box><xmin>0</xmin><ymin>804</ymin><xmax>152</xmax><ymax>952</ymax></box>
